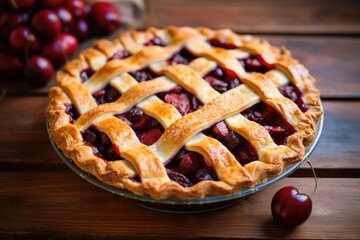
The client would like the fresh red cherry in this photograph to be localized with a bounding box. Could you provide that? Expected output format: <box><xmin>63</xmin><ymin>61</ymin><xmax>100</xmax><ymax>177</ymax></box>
<box><xmin>64</xmin><ymin>0</ymin><xmax>86</xmax><ymax>19</ymax></box>
<box><xmin>8</xmin><ymin>0</ymin><xmax>34</xmax><ymax>10</ymax></box>
<box><xmin>55</xmin><ymin>7</ymin><xmax>75</xmax><ymax>32</ymax></box>
<box><xmin>25</xmin><ymin>55</ymin><xmax>54</xmax><ymax>87</ymax></box>
<box><xmin>73</xmin><ymin>18</ymin><xmax>89</xmax><ymax>41</ymax></box>
<box><xmin>0</xmin><ymin>49</ymin><xmax>23</xmax><ymax>78</ymax></box>
<box><xmin>271</xmin><ymin>186</ymin><xmax>312</xmax><ymax>228</ymax></box>
<box><xmin>42</xmin><ymin>33</ymin><xmax>78</xmax><ymax>67</ymax></box>
<box><xmin>90</xmin><ymin>2</ymin><xmax>121</xmax><ymax>35</ymax></box>
<box><xmin>32</xmin><ymin>9</ymin><xmax>62</xmax><ymax>41</ymax></box>
<box><xmin>0</xmin><ymin>12</ymin><xmax>25</xmax><ymax>40</ymax></box>
<box><xmin>9</xmin><ymin>25</ymin><xmax>40</xmax><ymax>54</ymax></box>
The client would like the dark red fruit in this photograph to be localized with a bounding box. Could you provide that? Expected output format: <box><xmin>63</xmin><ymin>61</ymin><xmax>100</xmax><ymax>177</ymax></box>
<box><xmin>204</xmin><ymin>76</ymin><xmax>228</xmax><ymax>93</ymax></box>
<box><xmin>64</xmin><ymin>0</ymin><xmax>86</xmax><ymax>19</ymax></box>
<box><xmin>9</xmin><ymin>25</ymin><xmax>40</xmax><ymax>54</ymax></box>
<box><xmin>0</xmin><ymin>12</ymin><xmax>24</xmax><ymax>39</ymax></box>
<box><xmin>90</xmin><ymin>2</ymin><xmax>121</xmax><ymax>34</ymax></box>
<box><xmin>0</xmin><ymin>49</ymin><xmax>23</xmax><ymax>77</ymax></box>
<box><xmin>8</xmin><ymin>0</ymin><xmax>34</xmax><ymax>10</ymax></box>
<box><xmin>166</xmin><ymin>169</ymin><xmax>192</xmax><ymax>187</ymax></box>
<box><xmin>39</xmin><ymin>0</ymin><xmax>64</xmax><ymax>7</ymax></box>
<box><xmin>140</xmin><ymin>128</ymin><xmax>162</xmax><ymax>146</ymax></box>
<box><xmin>25</xmin><ymin>55</ymin><xmax>54</xmax><ymax>87</ymax></box>
<box><xmin>42</xmin><ymin>33</ymin><xmax>78</xmax><ymax>67</ymax></box>
<box><xmin>55</xmin><ymin>7</ymin><xmax>75</xmax><ymax>32</ymax></box>
<box><xmin>73</xmin><ymin>18</ymin><xmax>89</xmax><ymax>41</ymax></box>
<box><xmin>178</xmin><ymin>152</ymin><xmax>200</xmax><ymax>175</ymax></box>
<box><xmin>32</xmin><ymin>9</ymin><xmax>62</xmax><ymax>41</ymax></box>
<box><xmin>164</xmin><ymin>93</ymin><xmax>190</xmax><ymax>115</ymax></box>
<box><xmin>212</xmin><ymin>121</ymin><xmax>229</xmax><ymax>138</ymax></box>
<box><xmin>271</xmin><ymin>186</ymin><xmax>312</xmax><ymax>228</ymax></box>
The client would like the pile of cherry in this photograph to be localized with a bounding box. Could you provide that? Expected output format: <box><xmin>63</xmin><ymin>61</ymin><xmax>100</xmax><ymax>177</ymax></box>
<box><xmin>0</xmin><ymin>0</ymin><xmax>121</xmax><ymax>87</ymax></box>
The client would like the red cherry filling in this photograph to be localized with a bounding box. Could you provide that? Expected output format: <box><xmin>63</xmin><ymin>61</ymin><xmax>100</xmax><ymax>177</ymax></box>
<box><xmin>115</xmin><ymin>107</ymin><xmax>164</xmax><ymax>145</ymax></box>
<box><xmin>79</xmin><ymin>67</ymin><xmax>95</xmax><ymax>82</ymax></box>
<box><xmin>108</xmin><ymin>49</ymin><xmax>130</xmax><ymax>61</ymax></box>
<box><xmin>204</xmin><ymin>66</ymin><xmax>242</xmax><ymax>92</ymax></box>
<box><xmin>208</xmin><ymin>38</ymin><xmax>238</xmax><ymax>49</ymax></box>
<box><xmin>165</xmin><ymin>149</ymin><xmax>218</xmax><ymax>187</ymax></box>
<box><xmin>157</xmin><ymin>86</ymin><xmax>203</xmax><ymax>115</ymax></box>
<box><xmin>144</xmin><ymin>36</ymin><xmax>166</xmax><ymax>47</ymax></box>
<box><xmin>242</xmin><ymin>102</ymin><xmax>296</xmax><ymax>145</ymax></box>
<box><xmin>129</xmin><ymin>67</ymin><xmax>158</xmax><ymax>82</ymax></box>
<box><xmin>92</xmin><ymin>84</ymin><xmax>121</xmax><ymax>104</ymax></box>
<box><xmin>203</xmin><ymin>122</ymin><xmax>258</xmax><ymax>166</ymax></box>
<box><xmin>167</xmin><ymin>47</ymin><xmax>196</xmax><ymax>65</ymax></box>
<box><xmin>279</xmin><ymin>83</ymin><xmax>308</xmax><ymax>112</ymax></box>
<box><xmin>82</xmin><ymin>125</ymin><xmax>120</xmax><ymax>161</ymax></box>
<box><xmin>239</xmin><ymin>54</ymin><xmax>275</xmax><ymax>73</ymax></box>
<box><xmin>65</xmin><ymin>104</ymin><xmax>79</xmax><ymax>123</ymax></box>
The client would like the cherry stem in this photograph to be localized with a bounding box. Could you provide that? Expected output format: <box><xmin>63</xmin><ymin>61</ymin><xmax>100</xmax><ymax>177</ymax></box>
<box><xmin>0</xmin><ymin>90</ymin><xmax>6</xmax><ymax>101</ymax></box>
<box><xmin>306</xmin><ymin>158</ymin><xmax>318</xmax><ymax>196</ymax></box>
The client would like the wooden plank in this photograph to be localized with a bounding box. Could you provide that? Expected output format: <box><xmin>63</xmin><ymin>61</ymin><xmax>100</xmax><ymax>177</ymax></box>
<box><xmin>1</xmin><ymin>36</ymin><xmax>359</xmax><ymax>98</ymax></box>
<box><xmin>0</xmin><ymin>97</ymin><xmax>359</xmax><ymax>173</ymax></box>
<box><xmin>146</xmin><ymin>0</ymin><xmax>360</xmax><ymax>35</ymax></box>
<box><xmin>0</xmin><ymin>172</ymin><xmax>359</xmax><ymax>239</ymax></box>
<box><xmin>264</xmin><ymin>36</ymin><xmax>360</xmax><ymax>98</ymax></box>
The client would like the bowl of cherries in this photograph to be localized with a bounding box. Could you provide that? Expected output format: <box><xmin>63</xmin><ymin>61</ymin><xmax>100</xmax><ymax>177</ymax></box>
<box><xmin>0</xmin><ymin>0</ymin><xmax>125</xmax><ymax>87</ymax></box>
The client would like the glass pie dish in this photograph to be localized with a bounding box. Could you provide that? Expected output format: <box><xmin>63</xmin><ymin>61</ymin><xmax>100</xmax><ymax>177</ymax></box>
<box><xmin>47</xmin><ymin>111</ymin><xmax>323</xmax><ymax>213</ymax></box>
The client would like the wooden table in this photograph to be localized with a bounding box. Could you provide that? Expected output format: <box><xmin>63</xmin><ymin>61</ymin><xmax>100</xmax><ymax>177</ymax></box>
<box><xmin>1</xmin><ymin>0</ymin><xmax>360</xmax><ymax>239</ymax></box>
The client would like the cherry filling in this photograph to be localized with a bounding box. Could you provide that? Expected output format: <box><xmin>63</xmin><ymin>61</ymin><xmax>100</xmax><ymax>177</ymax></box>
<box><xmin>108</xmin><ymin>49</ymin><xmax>131</xmax><ymax>61</ymax></box>
<box><xmin>203</xmin><ymin>121</ymin><xmax>258</xmax><ymax>166</ymax></box>
<box><xmin>157</xmin><ymin>86</ymin><xmax>203</xmax><ymax>115</ymax></box>
<box><xmin>165</xmin><ymin>149</ymin><xmax>218</xmax><ymax>187</ymax></box>
<box><xmin>208</xmin><ymin>38</ymin><xmax>238</xmax><ymax>49</ymax></box>
<box><xmin>80</xmin><ymin>67</ymin><xmax>95</xmax><ymax>82</ymax></box>
<box><xmin>279</xmin><ymin>83</ymin><xmax>308</xmax><ymax>112</ymax></box>
<box><xmin>238</xmin><ymin>54</ymin><xmax>275</xmax><ymax>73</ymax></box>
<box><xmin>144</xmin><ymin>36</ymin><xmax>167</xmax><ymax>47</ymax></box>
<box><xmin>204</xmin><ymin>66</ymin><xmax>242</xmax><ymax>92</ymax></box>
<box><xmin>92</xmin><ymin>84</ymin><xmax>121</xmax><ymax>104</ymax></box>
<box><xmin>167</xmin><ymin>47</ymin><xmax>196</xmax><ymax>65</ymax></box>
<box><xmin>129</xmin><ymin>67</ymin><xmax>158</xmax><ymax>82</ymax></box>
<box><xmin>242</xmin><ymin>102</ymin><xmax>296</xmax><ymax>145</ymax></box>
<box><xmin>115</xmin><ymin>107</ymin><xmax>164</xmax><ymax>146</ymax></box>
<box><xmin>82</xmin><ymin>125</ymin><xmax>120</xmax><ymax>161</ymax></box>
<box><xmin>65</xmin><ymin>104</ymin><xmax>79</xmax><ymax>123</ymax></box>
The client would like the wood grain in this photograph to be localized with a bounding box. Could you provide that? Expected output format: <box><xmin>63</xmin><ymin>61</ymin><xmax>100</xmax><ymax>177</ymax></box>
<box><xmin>146</xmin><ymin>0</ymin><xmax>360</xmax><ymax>35</ymax></box>
<box><xmin>0</xmin><ymin>97</ymin><xmax>359</xmax><ymax>176</ymax></box>
<box><xmin>0</xmin><ymin>172</ymin><xmax>359</xmax><ymax>239</ymax></box>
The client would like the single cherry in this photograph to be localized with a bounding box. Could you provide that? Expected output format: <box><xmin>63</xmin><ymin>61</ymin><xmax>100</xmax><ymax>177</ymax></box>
<box><xmin>271</xmin><ymin>186</ymin><xmax>312</xmax><ymax>228</ymax></box>
<box><xmin>9</xmin><ymin>25</ymin><xmax>40</xmax><ymax>54</ymax></box>
<box><xmin>90</xmin><ymin>2</ymin><xmax>121</xmax><ymax>35</ymax></box>
<box><xmin>0</xmin><ymin>12</ymin><xmax>25</xmax><ymax>40</ymax></box>
<box><xmin>32</xmin><ymin>9</ymin><xmax>62</xmax><ymax>41</ymax></box>
<box><xmin>25</xmin><ymin>55</ymin><xmax>54</xmax><ymax>87</ymax></box>
<box><xmin>55</xmin><ymin>7</ymin><xmax>75</xmax><ymax>32</ymax></box>
<box><xmin>73</xmin><ymin>18</ymin><xmax>89</xmax><ymax>41</ymax></box>
<box><xmin>64</xmin><ymin>0</ymin><xmax>86</xmax><ymax>19</ymax></box>
<box><xmin>140</xmin><ymin>128</ymin><xmax>162</xmax><ymax>146</ymax></box>
<box><xmin>42</xmin><ymin>33</ymin><xmax>78</xmax><ymax>67</ymax></box>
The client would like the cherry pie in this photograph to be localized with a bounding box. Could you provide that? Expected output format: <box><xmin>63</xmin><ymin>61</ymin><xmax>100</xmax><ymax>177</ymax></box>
<box><xmin>46</xmin><ymin>27</ymin><xmax>323</xmax><ymax>199</ymax></box>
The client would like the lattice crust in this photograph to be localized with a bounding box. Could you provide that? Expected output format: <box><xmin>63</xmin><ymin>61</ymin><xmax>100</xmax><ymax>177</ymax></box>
<box><xmin>46</xmin><ymin>26</ymin><xmax>322</xmax><ymax>199</ymax></box>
